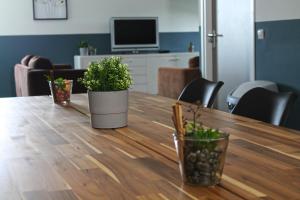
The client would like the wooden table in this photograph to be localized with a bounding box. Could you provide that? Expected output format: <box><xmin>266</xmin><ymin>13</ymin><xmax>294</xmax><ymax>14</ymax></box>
<box><xmin>0</xmin><ymin>92</ymin><xmax>299</xmax><ymax>200</ymax></box>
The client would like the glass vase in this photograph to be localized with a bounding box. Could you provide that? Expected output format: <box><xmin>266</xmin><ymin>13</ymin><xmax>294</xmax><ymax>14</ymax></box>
<box><xmin>173</xmin><ymin>133</ymin><xmax>229</xmax><ymax>186</ymax></box>
<box><xmin>49</xmin><ymin>80</ymin><xmax>73</xmax><ymax>105</ymax></box>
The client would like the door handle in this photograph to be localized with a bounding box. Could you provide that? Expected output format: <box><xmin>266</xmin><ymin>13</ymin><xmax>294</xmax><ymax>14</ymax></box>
<box><xmin>207</xmin><ymin>33</ymin><xmax>223</xmax><ymax>37</ymax></box>
<box><xmin>208</xmin><ymin>30</ymin><xmax>223</xmax><ymax>48</ymax></box>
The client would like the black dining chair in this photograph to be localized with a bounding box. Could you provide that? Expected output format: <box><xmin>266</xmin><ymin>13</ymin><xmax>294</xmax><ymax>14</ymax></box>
<box><xmin>231</xmin><ymin>87</ymin><xmax>297</xmax><ymax>126</ymax></box>
<box><xmin>178</xmin><ymin>78</ymin><xmax>224</xmax><ymax>108</ymax></box>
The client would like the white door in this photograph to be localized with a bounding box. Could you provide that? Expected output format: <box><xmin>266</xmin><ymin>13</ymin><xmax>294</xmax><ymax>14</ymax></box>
<box><xmin>200</xmin><ymin>0</ymin><xmax>255</xmax><ymax>111</ymax></box>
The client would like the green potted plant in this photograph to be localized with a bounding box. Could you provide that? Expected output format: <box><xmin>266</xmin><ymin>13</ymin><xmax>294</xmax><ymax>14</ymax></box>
<box><xmin>79</xmin><ymin>56</ymin><xmax>133</xmax><ymax>128</ymax></box>
<box><xmin>172</xmin><ymin>103</ymin><xmax>229</xmax><ymax>186</ymax></box>
<box><xmin>79</xmin><ymin>40</ymin><xmax>89</xmax><ymax>56</ymax></box>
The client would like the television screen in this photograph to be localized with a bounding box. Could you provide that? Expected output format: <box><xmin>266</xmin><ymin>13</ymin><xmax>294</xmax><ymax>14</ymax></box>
<box><xmin>114</xmin><ymin>20</ymin><xmax>157</xmax><ymax>45</ymax></box>
<box><xmin>111</xmin><ymin>17</ymin><xmax>159</xmax><ymax>51</ymax></box>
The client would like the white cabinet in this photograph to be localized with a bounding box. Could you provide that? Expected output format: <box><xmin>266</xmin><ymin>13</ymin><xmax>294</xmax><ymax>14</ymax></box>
<box><xmin>74</xmin><ymin>52</ymin><xmax>198</xmax><ymax>94</ymax></box>
<box><xmin>74</xmin><ymin>55</ymin><xmax>100</xmax><ymax>69</ymax></box>
<box><xmin>122</xmin><ymin>56</ymin><xmax>148</xmax><ymax>92</ymax></box>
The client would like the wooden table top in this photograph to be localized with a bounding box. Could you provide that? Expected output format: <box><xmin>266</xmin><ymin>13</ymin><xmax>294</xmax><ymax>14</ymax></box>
<box><xmin>0</xmin><ymin>92</ymin><xmax>299</xmax><ymax>200</ymax></box>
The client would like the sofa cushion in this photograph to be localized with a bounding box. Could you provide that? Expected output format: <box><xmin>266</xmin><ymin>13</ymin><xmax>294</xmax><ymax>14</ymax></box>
<box><xmin>21</xmin><ymin>55</ymin><xmax>34</xmax><ymax>66</ymax></box>
<box><xmin>28</xmin><ymin>56</ymin><xmax>53</xmax><ymax>69</ymax></box>
<box><xmin>27</xmin><ymin>69</ymin><xmax>86</xmax><ymax>96</ymax></box>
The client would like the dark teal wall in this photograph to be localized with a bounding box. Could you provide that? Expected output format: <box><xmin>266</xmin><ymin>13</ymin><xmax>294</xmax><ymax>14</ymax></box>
<box><xmin>0</xmin><ymin>32</ymin><xmax>200</xmax><ymax>97</ymax></box>
<box><xmin>256</xmin><ymin>19</ymin><xmax>300</xmax><ymax>130</ymax></box>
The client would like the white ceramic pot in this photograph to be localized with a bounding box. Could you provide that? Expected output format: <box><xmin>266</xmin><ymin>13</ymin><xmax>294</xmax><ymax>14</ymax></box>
<box><xmin>88</xmin><ymin>90</ymin><xmax>128</xmax><ymax>129</ymax></box>
<box><xmin>79</xmin><ymin>48</ymin><xmax>89</xmax><ymax>56</ymax></box>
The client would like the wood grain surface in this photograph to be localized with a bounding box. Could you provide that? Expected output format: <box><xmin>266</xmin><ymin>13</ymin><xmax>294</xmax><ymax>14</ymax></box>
<box><xmin>0</xmin><ymin>92</ymin><xmax>299</xmax><ymax>200</ymax></box>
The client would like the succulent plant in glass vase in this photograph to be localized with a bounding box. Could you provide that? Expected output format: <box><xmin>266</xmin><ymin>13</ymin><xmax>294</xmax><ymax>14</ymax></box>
<box><xmin>46</xmin><ymin>76</ymin><xmax>73</xmax><ymax>105</ymax></box>
<box><xmin>172</xmin><ymin>102</ymin><xmax>229</xmax><ymax>186</ymax></box>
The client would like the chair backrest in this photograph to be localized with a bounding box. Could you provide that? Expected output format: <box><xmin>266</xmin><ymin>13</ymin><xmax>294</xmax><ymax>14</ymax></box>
<box><xmin>178</xmin><ymin>78</ymin><xmax>224</xmax><ymax>108</ymax></box>
<box><xmin>231</xmin><ymin>87</ymin><xmax>297</xmax><ymax>126</ymax></box>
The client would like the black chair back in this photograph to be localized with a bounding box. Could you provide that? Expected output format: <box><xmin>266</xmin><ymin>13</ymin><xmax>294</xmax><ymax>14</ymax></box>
<box><xmin>231</xmin><ymin>87</ymin><xmax>297</xmax><ymax>126</ymax></box>
<box><xmin>178</xmin><ymin>78</ymin><xmax>224</xmax><ymax>108</ymax></box>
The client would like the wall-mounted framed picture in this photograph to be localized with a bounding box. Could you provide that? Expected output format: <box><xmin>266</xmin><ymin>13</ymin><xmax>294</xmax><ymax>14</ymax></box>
<box><xmin>33</xmin><ymin>0</ymin><xmax>68</xmax><ymax>20</ymax></box>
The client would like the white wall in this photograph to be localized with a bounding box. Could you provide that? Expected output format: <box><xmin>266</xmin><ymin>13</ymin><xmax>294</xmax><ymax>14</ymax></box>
<box><xmin>0</xmin><ymin>0</ymin><xmax>199</xmax><ymax>36</ymax></box>
<box><xmin>256</xmin><ymin>0</ymin><xmax>300</xmax><ymax>22</ymax></box>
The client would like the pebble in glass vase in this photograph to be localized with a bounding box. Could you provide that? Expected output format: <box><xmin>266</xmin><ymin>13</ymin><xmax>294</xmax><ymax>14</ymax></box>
<box><xmin>174</xmin><ymin>132</ymin><xmax>229</xmax><ymax>186</ymax></box>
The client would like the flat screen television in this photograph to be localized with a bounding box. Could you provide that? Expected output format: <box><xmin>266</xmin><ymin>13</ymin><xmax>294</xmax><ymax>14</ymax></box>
<box><xmin>110</xmin><ymin>17</ymin><xmax>159</xmax><ymax>52</ymax></box>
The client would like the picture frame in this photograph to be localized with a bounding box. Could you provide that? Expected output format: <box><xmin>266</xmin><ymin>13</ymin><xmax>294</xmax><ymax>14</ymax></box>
<box><xmin>33</xmin><ymin>0</ymin><xmax>68</xmax><ymax>20</ymax></box>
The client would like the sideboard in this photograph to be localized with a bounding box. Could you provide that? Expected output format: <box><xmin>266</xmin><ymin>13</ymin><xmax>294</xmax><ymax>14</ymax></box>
<box><xmin>74</xmin><ymin>52</ymin><xmax>199</xmax><ymax>94</ymax></box>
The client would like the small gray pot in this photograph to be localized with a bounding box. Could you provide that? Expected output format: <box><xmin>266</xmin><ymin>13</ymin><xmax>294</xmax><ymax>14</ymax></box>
<box><xmin>88</xmin><ymin>90</ymin><xmax>128</xmax><ymax>129</ymax></box>
<box><xmin>79</xmin><ymin>48</ymin><xmax>89</xmax><ymax>56</ymax></box>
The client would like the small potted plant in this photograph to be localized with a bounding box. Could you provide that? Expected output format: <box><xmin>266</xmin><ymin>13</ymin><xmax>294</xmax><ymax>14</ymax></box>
<box><xmin>78</xmin><ymin>56</ymin><xmax>133</xmax><ymax>128</ymax></box>
<box><xmin>79</xmin><ymin>40</ymin><xmax>89</xmax><ymax>56</ymax></box>
<box><xmin>172</xmin><ymin>102</ymin><xmax>229</xmax><ymax>186</ymax></box>
<box><xmin>46</xmin><ymin>76</ymin><xmax>73</xmax><ymax>105</ymax></box>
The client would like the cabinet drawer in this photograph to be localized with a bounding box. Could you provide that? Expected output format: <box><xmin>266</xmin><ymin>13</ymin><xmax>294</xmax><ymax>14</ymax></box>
<box><xmin>128</xmin><ymin>66</ymin><xmax>147</xmax><ymax>75</ymax></box>
<box><xmin>122</xmin><ymin>57</ymin><xmax>146</xmax><ymax>66</ymax></box>
<box><xmin>130</xmin><ymin>84</ymin><xmax>148</xmax><ymax>93</ymax></box>
<box><xmin>132</xmin><ymin>75</ymin><xmax>147</xmax><ymax>84</ymax></box>
<box><xmin>147</xmin><ymin>56</ymin><xmax>179</xmax><ymax>68</ymax></box>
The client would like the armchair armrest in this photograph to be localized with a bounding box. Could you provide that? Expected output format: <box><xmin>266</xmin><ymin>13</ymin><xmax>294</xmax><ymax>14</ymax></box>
<box><xmin>14</xmin><ymin>64</ymin><xmax>31</xmax><ymax>96</ymax></box>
